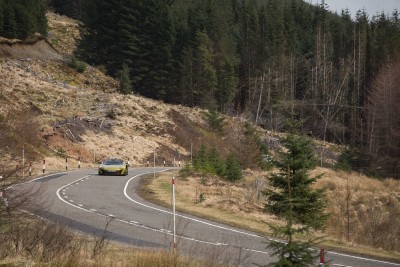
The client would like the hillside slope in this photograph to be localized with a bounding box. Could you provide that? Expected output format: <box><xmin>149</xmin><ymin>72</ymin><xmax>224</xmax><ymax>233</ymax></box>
<box><xmin>0</xmin><ymin>12</ymin><xmax>207</xmax><ymax>171</ymax></box>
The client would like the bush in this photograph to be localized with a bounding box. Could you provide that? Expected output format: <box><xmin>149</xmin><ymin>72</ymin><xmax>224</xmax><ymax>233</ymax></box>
<box><xmin>336</xmin><ymin>148</ymin><xmax>372</xmax><ymax>173</ymax></box>
<box><xmin>179</xmin><ymin>164</ymin><xmax>193</xmax><ymax>180</ymax></box>
<box><xmin>70</xmin><ymin>56</ymin><xmax>86</xmax><ymax>73</ymax></box>
<box><xmin>225</xmin><ymin>154</ymin><xmax>242</xmax><ymax>181</ymax></box>
<box><xmin>205</xmin><ymin>109</ymin><xmax>224</xmax><ymax>133</ymax></box>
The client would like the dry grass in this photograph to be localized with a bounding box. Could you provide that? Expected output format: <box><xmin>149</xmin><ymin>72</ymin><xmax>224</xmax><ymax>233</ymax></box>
<box><xmin>142</xmin><ymin>169</ymin><xmax>400</xmax><ymax>262</ymax></box>
<box><xmin>0</xmin><ymin>235</ymin><xmax>224</xmax><ymax>267</ymax></box>
<box><xmin>315</xmin><ymin>169</ymin><xmax>400</xmax><ymax>252</ymax></box>
<box><xmin>46</xmin><ymin>12</ymin><xmax>81</xmax><ymax>56</ymax></box>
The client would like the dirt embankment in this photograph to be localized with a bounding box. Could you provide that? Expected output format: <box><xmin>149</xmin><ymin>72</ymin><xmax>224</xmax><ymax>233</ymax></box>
<box><xmin>0</xmin><ymin>35</ymin><xmax>62</xmax><ymax>60</ymax></box>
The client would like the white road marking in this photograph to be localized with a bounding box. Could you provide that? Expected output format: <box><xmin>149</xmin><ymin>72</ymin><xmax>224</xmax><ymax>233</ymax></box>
<box><xmin>56</xmin><ymin>175</ymin><xmax>94</xmax><ymax>213</ymax></box>
<box><xmin>327</xmin><ymin>251</ymin><xmax>400</xmax><ymax>266</ymax></box>
<box><xmin>54</xmin><ymin>171</ymin><xmax>244</xmax><ymax>249</ymax></box>
<box><xmin>123</xmin><ymin>172</ymin><xmax>261</xmax><ymax>239</ymax></box>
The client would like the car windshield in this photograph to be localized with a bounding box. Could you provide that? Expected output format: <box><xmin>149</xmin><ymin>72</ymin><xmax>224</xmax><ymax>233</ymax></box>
<box><xmin>103</xmin><ymin>159</ymin><xmax>124</xmax><ymax>165</ymax></box>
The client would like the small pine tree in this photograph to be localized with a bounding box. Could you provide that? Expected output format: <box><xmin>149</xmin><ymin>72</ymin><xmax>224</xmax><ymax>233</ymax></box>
<box><xmin>206</xmin><ymin>109</ymin><xmax>224</xmax><ymax>133</ymax></box>
<box><xmin>263</xmin><ymin>120</ymin><xmax>328</xmax><ymax>266</ymax></box>
<box><xmin>264</xmin><ymin>131</ymin><xmax>327</xmax><ymax>229</ymax></box>
<box><xmin>207</xmin><ymin>145</ymin><xmax>225</xmax><ymax>176</ymax></box>
<box><xmin>70</xmin><ymin>56</ymin><xmax>86</xmax><ymax>73</ymax></box>
<box><xmin>193</xmin><ymin>143</ymin><xmax>208</xmax><ymax>171</ymax></box>
<box><xmin>118</xmin><ymin>63</ymin><xmax>132</xmax><ymax>95</ymax></box>
<box><xmin>225</xmin><ymin>153</ymin><xmax>242</xmax><ymax>181</ymax></box>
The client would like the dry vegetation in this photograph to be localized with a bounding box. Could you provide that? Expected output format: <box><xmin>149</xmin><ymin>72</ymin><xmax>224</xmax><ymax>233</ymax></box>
<box><xmin>0</xmin><ymin>215</ymin><xmax>223</xmax><ymax>267</ymax></box>
<box><xmin>143</xmin><ymin>168</ymin><xmax>400</xmax><ymax>261</ymax></box>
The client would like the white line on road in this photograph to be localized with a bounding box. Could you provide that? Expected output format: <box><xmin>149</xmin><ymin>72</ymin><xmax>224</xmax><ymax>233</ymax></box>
<box><xmin>54</xmin><ymin>172</ymin><xmax>248</xmax><ymax>249</ymax></box>
<box><xmin>123</xmin><ymin>172</ymin><xmax>261</xmax><ymax>239</ymax></box>
<box><xmin>327</xmin><ymin>251</ymin><xmax>400</xmax><ymax>266</ymax></box>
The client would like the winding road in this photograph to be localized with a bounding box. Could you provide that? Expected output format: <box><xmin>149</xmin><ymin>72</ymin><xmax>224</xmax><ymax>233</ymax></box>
<box><xmin>21</xmin><ymin>168</ymin><xmax>400</xmax><ymax>267</ymax></box>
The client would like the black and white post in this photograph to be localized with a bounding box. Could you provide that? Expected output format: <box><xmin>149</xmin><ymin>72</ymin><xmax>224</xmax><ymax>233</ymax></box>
<box><xmin>65</xmin><ymin>158</ymin><xmax>68</xmax><ymax>170</ymax></box>
<box><xmin>42</xmin><ymin>159</ymin><xmax>45</xmax><ymax>174</ymax></box>
<box><xmin>78</xmin><ymin>157</ymin><xmax>81</xmax><ymax>169</ymax></box>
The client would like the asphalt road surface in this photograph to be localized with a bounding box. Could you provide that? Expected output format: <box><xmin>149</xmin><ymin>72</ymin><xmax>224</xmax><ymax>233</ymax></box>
<box><xmin>19</xmin><ymin>168</ymin><xmax>400</xmax><ymax>267</ymax></box>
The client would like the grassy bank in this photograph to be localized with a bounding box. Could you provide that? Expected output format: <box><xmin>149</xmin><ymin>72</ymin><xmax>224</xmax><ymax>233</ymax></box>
<box><xmin>138</xmin><ymin>169</ymin><xmax>400</xmax><ymax>263</ymax></box>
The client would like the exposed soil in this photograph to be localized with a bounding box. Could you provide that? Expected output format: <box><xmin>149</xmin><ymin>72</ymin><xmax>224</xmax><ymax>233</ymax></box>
<box><xmin>0</xmin><ymin>36</ymin><xmax>62</xmax><ymax>60</ymax></box>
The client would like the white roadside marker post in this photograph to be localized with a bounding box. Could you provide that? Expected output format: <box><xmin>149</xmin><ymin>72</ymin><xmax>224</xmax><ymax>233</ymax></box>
<box><xmin>29</xmin><ymin>161</ymin><xmax>32</xmax><ymax>176</ymax></box>
<box><xmin>22</xmin><ymin>146</ymin><xmax>25</xmax><ymax>178</ymax></box>
<box><xmin>172</xmin><ymin>158</ymin><xmax>176</xmax><ymax>250</ymax></box>
<box><xmin>42</xmin><ymin>159</ymin><xmax>45</xmax><ymax>174</ymax></box>
<box><xmin>78</xmin><ymin>157</ymin><xmax>81</xmax><ymax>169</ymax></box>
<box><xmin>66</xmin><ymin>158</ymin><xmax>68</xmax><ymax>170</ymax></box>
<box><xmin>153</xmin><ymin>146</ymin><xmax>156</xmax><ymax>179</ymax></box>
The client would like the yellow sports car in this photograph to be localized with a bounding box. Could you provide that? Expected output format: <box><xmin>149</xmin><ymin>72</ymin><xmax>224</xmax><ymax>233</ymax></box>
<box><xmin>98</xmin><ymin>158</ymin><xmax>128</xmax><ymax>176</ymax></box>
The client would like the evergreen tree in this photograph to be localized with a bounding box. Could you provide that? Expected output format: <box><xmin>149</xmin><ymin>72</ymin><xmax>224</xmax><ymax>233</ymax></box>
<box><xmin>193</xmin><ymin>30</ymin><xmax>217</xmax><ymax>108</ymax></box>
<box><xmin>50</xmin><ymin>0</ymin><xmax>84</xmax><ymax>20</ymax></box>
<box><xmin>207</xmin><ymin>145</ymin><xmax>225</xmax><ymax>176</ymax></box>
<box><xmin>118</xmin><ymin>63</ymin><xmax>132</xmax><ymax>95</ymax></box>
<box><xmin>206</xmin><ymin>109</ymin><xmax>224</xmax><ymax>133</ymax></box>
<box><xmin>264</xmin><ymin>126</ymin><xmax>327</xmax><ymax>229</ymax></box>
<box><xmin>193</xmin><ymin>143</ymin><xmax>208</xmax><ymax>171</ymax></box>
<box><xmin>0</xmin><ymin>0</ymin><xmax>47</xmax><ymax>39</ymax></box>
<box><xmin>263</xmin><ymin>120</ymin><xmax>328</xmax><ymax>266</ymax></box>
<box><xmin>2</xmin><ymin>1</ymin><xmax>16</xmax><ymax>38</ymax></box>
<box><xmin>0</xmin><ymin>2</ymin><xmax>4</xmax><ymax>35</ymax></box>
<box><xmin>224</xmin><ymin>153</ymin><xmax>242</xmax><ymax>181</ymax></box>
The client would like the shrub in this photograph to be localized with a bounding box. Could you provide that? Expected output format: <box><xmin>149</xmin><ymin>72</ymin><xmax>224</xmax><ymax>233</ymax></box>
<box><xmin>205</xmin><ymin>109</ymin><xmax>224</xmax><ymax>133</ymax></box>
<box><xmin>70</xmin><ymin>56</ymin><xmax>86</xmax><ymax>73</ymax></box>
<box><xmin>224</xmin><ymin>153</ymin><xmax>242</xmax><ymax>181</ymax></box>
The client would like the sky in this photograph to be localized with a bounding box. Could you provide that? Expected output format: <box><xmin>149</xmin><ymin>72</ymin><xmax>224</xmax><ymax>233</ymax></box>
<box><xmin>307</xmin><ymin>0</ymin><xmax>399</xmax><ymax>18</ymax></box>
